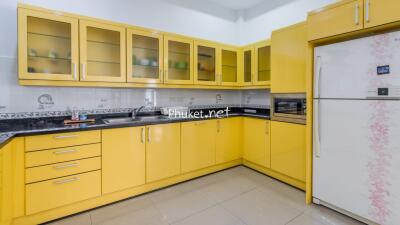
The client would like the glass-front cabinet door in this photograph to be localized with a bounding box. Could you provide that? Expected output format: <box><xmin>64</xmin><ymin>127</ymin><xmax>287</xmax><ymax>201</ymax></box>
<box><xmin>127</xmin><ymin>29</ymin><xmax>163</xmax><ymax>84</ymax></box>
<box><xmin>220</xmin><ymin>46</ymin><xmax>239</xmax><ymax>86</ymax></box>
<box><xmin>164</xmin><ymin>36</ymin><xmax>193</xmax><ymax>84</ymax></box>
<box><xmin>194</xmin><ymin>41</ymin><xmax>218</xmax><ymax>85</ymax></box>
<box><xmin>18</xmin><ymin>9</ymin><xmax>79</xmax><ymax>81</ymax></box>
<box><xmin>242</xmin><ymin>46</ymin><xmax>254</xmax><ymax>86</ymax></box>
<box><xmin>254</xmin><ymin>41</ymin><xmax>271</xmax><ymax>85</ymax></box>
<box><xmin>80</xmin><ymin>20</ymin><xmax>126</xmax><ymax>82</ymax></box>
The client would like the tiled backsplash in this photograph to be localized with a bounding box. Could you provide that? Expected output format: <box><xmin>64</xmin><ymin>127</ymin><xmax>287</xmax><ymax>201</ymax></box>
<box><xmin>0</xmin><ymin>57</ymin><xmax>270</xmax><ymax>119</ymax></box>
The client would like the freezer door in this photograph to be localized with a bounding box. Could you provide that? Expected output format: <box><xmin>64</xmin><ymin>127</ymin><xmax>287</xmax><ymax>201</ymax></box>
<box><xmin>314</xmin><ymin>30</ymin><xmax>400</xmax><ymax>99</ymax></box>
<box><xmin>313</xmin><ymin>99</ymin><xmax>400</xmax><ymax>225</ymax></box>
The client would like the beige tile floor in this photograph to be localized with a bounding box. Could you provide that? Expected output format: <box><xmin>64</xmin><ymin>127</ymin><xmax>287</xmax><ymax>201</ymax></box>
<box><xmin>44</xmin><ymin>166</ymin><xmax>365</xmax><ymax>225</ymax></box>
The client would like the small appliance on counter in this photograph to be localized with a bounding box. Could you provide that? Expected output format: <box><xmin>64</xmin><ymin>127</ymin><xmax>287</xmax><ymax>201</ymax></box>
<box><xmin>271</xmin><ymin>93</ymin><xmax>306</xmax><ymax>124</ymax></box>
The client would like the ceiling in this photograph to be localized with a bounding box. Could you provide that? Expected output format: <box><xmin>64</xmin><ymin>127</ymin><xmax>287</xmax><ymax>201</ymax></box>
<box><xmin>164</xmin><ymin>0</ymin><xmax>298</xmax><ymax>21</ymax></box>
<box><xmin>205</xmin><ymin>0</ymin><xmax>268</xmax><ymax>10</ymax></box>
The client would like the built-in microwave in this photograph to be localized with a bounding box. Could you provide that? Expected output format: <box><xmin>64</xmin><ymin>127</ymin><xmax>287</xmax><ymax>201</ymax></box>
<box><xmin>271</xmin><ymin>94</ymin><xmax>306</xmax><ymax>124</ymax></box>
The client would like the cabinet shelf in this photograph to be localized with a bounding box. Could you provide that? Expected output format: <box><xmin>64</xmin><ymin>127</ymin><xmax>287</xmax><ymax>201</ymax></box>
<box><xmin>88</xmin><ymin>60</ymin><xmax>120</xmax><ymax>65</ymax></box>
<box><xmin>28</xmin><ymin>32</ymin><xmax>71</xmax><ymax>40</ymax></box>
<box><xmin>132</xmin><ymin>46</ymin><xmax>158</xmax><ymax>52</ymax></box>
<box><xmin>87</xmin><ymin>40</ymin><xmax>120</xmax><ymax>46</ymax></box>
<box><xmin>222</xmin><ymin>65</ymin><xmax>237</xmax><ymax>68</ymax></box>
<box><xmin>169</xmin><ymin>51</ymin><xmax>189</xmax><ymax>56</ymax></box>
<box><xmin>133</xmin><ymin>63</ymin><xmax>159</xmax><ymax>68</ymax></box>
<box><xmin>28</xmin><ymin>55</ymin><xmax>71</xmax><ymax>61</ymax></box>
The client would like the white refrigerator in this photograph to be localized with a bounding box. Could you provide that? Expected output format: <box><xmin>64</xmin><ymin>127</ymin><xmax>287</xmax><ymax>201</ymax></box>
<box><xmin>313</xmin><ymin>31</ymin><xmax>400</xmax><ymax>225</ymax></box>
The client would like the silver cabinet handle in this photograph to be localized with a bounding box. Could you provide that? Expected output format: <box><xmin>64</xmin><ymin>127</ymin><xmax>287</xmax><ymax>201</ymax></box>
<box><xmin>53</xmin><ymin>134</ymin><xmax>78</xmax><ymax>139</ymax></box>
<box><xmin>365</xmin><ymin>0</ymin><xmax>370</xmax><ymax>23</ymax></box>
<box><xmin>81</xmin><ymin>63</ymin><xmax>86</xmax><ymax>80</ymax></box>
<box><xmin>195</xmin><ymin>121</ymin><xmax>206</xmax><ymax>125</ymax></box>
<box><xmin>141</xmin><ymin>127</ymin><xmax>145</xmax><ymax>143</ymax></box>
<box><xmin>265</xmin><ymin>121</ymin><xmax>269</xmax><ymax>135</ymax></box>
<box><xmin>315</xmin><ymin>56</ymin><xmax>322</xmax><ymax>98</ymax></box>
<box><xmin>53</xmin><ymin>177</ymin><xmax>79</xmax><ymax>185</ymax></box>
<box><xmin>53</xmin><ymin>163</ymin><xmax>78</xmax><ymax>170</ymax></box>
<box><xmin>72</xmin><ymin>63</ymin><xmax>77</xmax><ymax>80</ymax></box>
<box><xmin>354</xmin><ymin>3</ymin><xmax>359</xmax><ymax>25</ymax></box>
<box><xmin>147</xmin><ymin>127</ymin><xmax>151</xmax><ymax>142</ymax></box>
<box><xmin>53</xmin><ymin>149</ymin><xmax>78</xmax><ymax>155</ymax></box>
<box><xmin>314</xmin><ymin>100</ymin><xmax>321</xmax><ymax>158</ymax></box>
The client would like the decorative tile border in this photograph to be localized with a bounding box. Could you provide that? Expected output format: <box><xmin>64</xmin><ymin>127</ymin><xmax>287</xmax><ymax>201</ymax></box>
<box><xmin>0</xmin><ymin>104</ymin><xmax>268</xmax><ymax>120</ymax></box>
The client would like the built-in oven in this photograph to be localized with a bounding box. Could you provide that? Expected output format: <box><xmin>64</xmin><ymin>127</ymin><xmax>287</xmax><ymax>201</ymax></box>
<box><xmin>271</xmin><ymin>93</ymin><xmax>306</xmax><ymax>124</ymax></box>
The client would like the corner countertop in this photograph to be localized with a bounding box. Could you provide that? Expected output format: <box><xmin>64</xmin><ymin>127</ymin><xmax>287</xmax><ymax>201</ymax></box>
<box><xmin>0</xmin><ymin>107</ymin><xmax>269</xmax><ymax>148</ymax></box>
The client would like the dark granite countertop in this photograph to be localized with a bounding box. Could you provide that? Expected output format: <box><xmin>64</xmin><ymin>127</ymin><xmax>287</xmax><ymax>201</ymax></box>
<box><xmin>0</xmin><ymin>107</ymin><xmax>269</xmax><ymax>148</ymax></box>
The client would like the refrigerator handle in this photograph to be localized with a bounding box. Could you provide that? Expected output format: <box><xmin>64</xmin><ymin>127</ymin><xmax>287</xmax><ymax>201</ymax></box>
<box><xmin>314</xmin><ymin>100</ymin><xmax>321</xmax><ymax>158</ymax></box>
<box><xmin>315</xmin><ymin>56</ymin><xmax>322</xmax><ymax>98</ymax></box>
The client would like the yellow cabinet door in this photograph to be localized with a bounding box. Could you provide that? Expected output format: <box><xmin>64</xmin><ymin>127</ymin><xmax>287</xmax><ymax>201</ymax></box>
<box><xmin>220</xmin><ymin>45</ymin><xmax>240</xmax><ymax>86</ymax></box>
<box><xmin>164</xmin><ymin>35</ymin><xmax>194</xmax><ymax>84</ymax></box>
<box><xmin>146</xmin><ymin>123</ymin><xmax>181</xmax><ymax>183</ymax></box>
<box><xmin>127</xmin><ymin>29</ymin><xmax>163</xmax><ymax>84</ymax></box>
<box><xmin>216</xmin><ymin>118</ymin><xmax>242</xmax><ymax>164</ymax></box>
<box><xmin>254</xmin><ymin>40</ymin><xmax>271</xmax><ymax>86</ymax></box>
<box><xmin>79</xmin><ymin>20</ymin><xmax>126</xmax><ymax>82</ymax></box>
<box><xmin>18</xmin><ymin>8</ymin><xmax>79</xmax><ymax>81</ymax></box>
<box><xmin>243</xmin><ymin>118</ymin><xmax>270</xmax><ymax>168</ymax></box>
<box><xmin>181</xmin><ymin>120</ymin><xmax>216</xmax><ymax>173</ymax></box>
<box><xmin>194</xmin><ymin>41</ymin><xmax>219</xmax><ymax>85</ymax></box>
<box><xmin>241</xmin><ymin>46</ymin><xmax>255</xmax><ymax>86</ymax></box>
<box><xmin>364</xmin><ymin>0</ymin><xmax>400</xmax><ymax>28</ymax></box>
<box><xmin>102</xmin><ymin>127</ymin><xmax>145</xmax><ymax>194</ymax></box>
<box><xmin>307</xmin><ymin>0</ymin><xmax>364</xmax><ymax>41</ymax></box>
<box><xmin>270</xmin><ymin>121</ymin><xmax>306</xmax><ymax>182</ymax></box>
<box><xmin>271</xmin><ymin>22</ymin><xmax>307</xmax><ymax>93</ymax></box>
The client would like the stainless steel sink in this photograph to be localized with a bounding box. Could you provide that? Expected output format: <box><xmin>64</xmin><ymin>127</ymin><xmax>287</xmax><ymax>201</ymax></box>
<box><xmin>102</xmin><ymin>115</ymin><xmax>168</xmax><ymax>124</ymax></box>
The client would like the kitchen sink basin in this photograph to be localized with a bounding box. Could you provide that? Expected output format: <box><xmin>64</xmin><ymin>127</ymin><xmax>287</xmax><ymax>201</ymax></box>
<box><xmin>102</xmin><ymin>115</ymin><xmax>168</xmax><ymax>124</ymax></box>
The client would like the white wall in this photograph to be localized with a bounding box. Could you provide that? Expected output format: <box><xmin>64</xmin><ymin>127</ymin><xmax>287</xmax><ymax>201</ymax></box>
<box><xmin>237</xmin><ymin>0</ymin><xmax>338</xmax><ymax>45</ymax></box>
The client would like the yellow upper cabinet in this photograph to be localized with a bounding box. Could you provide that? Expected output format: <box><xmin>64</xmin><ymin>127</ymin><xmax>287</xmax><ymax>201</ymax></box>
<box><xmin>18</xmin><ymin>8</ymin><xmax>79</xmax><ymax>81</ymax></box>
<box><xmin>181</xmin><ymin>120</ymin><xmax>216</xmax><ymax>173</ymax></box>
<box><xmin>270</xmin><ymin>121</ymin><xmax>306</xmax><ymax>182</ymax></box>
<box><xmin>254</xmin><ymin>40</ymin><xmax>271</xmax><ymax>86</ymax></box>
<box><xmin>271</xmin><ymin>22</ymin><xmax>307</xmax><ymax>93</ymax></box>
<box><xmin>364</xmin><ymin>0</ymin><xmax>400</xmax><ymax>28</ymax></box>
<box><xmin>164</xmin><ymin>35</ymin><xmax>194</xmax><ymax>84</ymax></box>
<box><xmin>102</xmin><ymin>127</ymin><xmax>145</xmax><ymax>194</ymax></box>
<box><xmin>146</xmin><ymin>123</ymin><xmax>181</xmax><ymax>183</ymax></box>
<box><xmin>243</xmin><ymin>118</ymin><xmax>271</xmax><ymax>168</ymax></box>
<box><xmin>241</xmin><ymin>46</ymin><xmax>255</xmax><ymax>86</ymax></box>
<box><xmin>220</xmin><ymin>46</ymin><xmax>240</xmax><ymax>86</ymax></box>
<box><xmin>308</xmin><ymin>0</ymin><xmax>364</xmax><ymax>41</ymax></box>
<box><xmin>79</xmin><ymin>20</ymin><xmax>126</xmax><ymax>82</ymax></box>
<box><xmin>127</xmin><ymin>29</ymin><xmax>163</xmax><ymax>84</ymax></box>
<box><xmin>194</xmin><ymin>41</ymin><xmax>219</xmax><ymax>85</ymax></box>
<box><xmin>216</xmin><ymin>118</ymin><xmax>242</xmax><ymax>164</ymax></box>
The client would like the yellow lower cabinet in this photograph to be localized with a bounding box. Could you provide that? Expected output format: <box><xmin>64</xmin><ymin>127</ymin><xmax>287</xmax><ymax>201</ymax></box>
<box><xmin>216</xmin><ymin>118</ymin><xmax>242</xmax><ymax>164</ymax></box>
<box><xmin>181</xmin><ymin>120</ymin><xmax>217</xmax><ymax>173</ymax></box>
<box><xmin>243</xmin><ymin>118</ymin><xmax>270</xmax><ymax>168</ymax></box>
<box><xmin>146</xmin><ymin>123</ymin><xmax>181</xmax><ymax>183</ymax></box>
<box><xmin>270</xmin><ymin>121</ymin><xmax>306</xmax><ymax>182</ymax></box>
<box><xmin>102</xmin><ymin>127</ymin><xmax>145</xmax><ymax>194</ymax></box>
<box><xmin>26</xmin><ymin>170</ymin><xmax>101</xmax><ymax>215</ymax></box>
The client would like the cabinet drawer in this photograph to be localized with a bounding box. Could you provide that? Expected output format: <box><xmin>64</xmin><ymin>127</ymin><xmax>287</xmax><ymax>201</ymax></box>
<box><xmin>25</xmin><ymin>143</ymin><xmax>101</xmax><ymax>168</ymax></box>
<box><xmin>25</xmin><ymin>157</ymin><xmax>101</xmax><ymax>184</ymax></box>
<box><xmin>25</xmin><ymin>130</ymin><xmax>101</xmax><ymax>152</ymax></box>
<box><xmin>26</xmin><ymin>170</ymin><xmax>101</xmax><ymax>215</ymax></box>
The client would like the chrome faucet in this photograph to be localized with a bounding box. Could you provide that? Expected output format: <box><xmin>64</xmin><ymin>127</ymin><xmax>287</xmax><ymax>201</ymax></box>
<box><xmin>132</xmin><ymin>106</ymin><xmax>145</xmax><ymax>119</ymax></box>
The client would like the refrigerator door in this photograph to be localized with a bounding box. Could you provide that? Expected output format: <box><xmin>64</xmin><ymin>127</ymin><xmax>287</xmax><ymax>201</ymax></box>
<box><xmin>314</xmin><ymin>31</ymin><xmax>400</xmax><ymax>99</ymax></box>
<box><xmin>313</xmin><ymin>99</ymin><xmax>400</xmax><ymax>225</ymax></box>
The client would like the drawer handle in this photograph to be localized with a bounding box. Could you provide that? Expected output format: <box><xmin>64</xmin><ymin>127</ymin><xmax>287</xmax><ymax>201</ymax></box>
<box><xmin>53</xmin><ymin>149</ymin><xmax>78</xmax><ymax>155</ymax></box>
<box><xmin>53</xmin><ymin>163</ymin><xmax>78</xmax><ymax>170</ymax></box>
<box><xmin>195</xmin><ymin>121</ymin><xmax>206</xmax><ymax>125</ymax></box>
<box><xmin>53</xmin><ymin>135</ymin><xmax>78</xmax><ymax>139</ymax></box>
<box><xmin>53</xmin><ymin>177</ymin><xmax>79</xmax><ymax>185</ymax></box>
